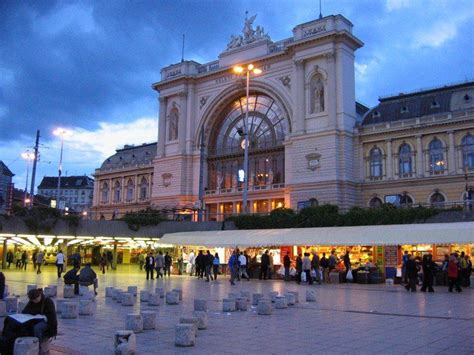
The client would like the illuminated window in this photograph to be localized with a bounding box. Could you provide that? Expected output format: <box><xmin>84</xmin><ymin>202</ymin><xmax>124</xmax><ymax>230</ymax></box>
<box><xmin>429</xmin><ymin>138</ymin><xmax>445</xmax><ymax>174</ymax></box>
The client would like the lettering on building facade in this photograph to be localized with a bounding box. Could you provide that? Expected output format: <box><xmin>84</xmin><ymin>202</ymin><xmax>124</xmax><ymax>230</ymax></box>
<box><xmin>303</xmin><ymin>24</ymin><xmax>327</xmax><ymax>38</ymax></box>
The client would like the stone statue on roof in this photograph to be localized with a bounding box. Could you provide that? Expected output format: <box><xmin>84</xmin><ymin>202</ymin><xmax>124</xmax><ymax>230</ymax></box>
<box><xmin>226</xmin><ymin>12</ymin><xmax>270</xmax><ymax>51</ymax></box>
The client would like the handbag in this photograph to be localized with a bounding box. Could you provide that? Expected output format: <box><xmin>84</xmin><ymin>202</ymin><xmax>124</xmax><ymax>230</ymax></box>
<box><xmin>346</xmin><ymin>269</ymin><xmax>353</xmax><ymax>281</ymax></box>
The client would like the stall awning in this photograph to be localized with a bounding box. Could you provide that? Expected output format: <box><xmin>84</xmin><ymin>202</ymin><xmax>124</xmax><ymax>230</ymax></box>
<box><xmin>160</xmin><ymin>222</ymin><xmax>474</xmax><ymax>247</ymax></box>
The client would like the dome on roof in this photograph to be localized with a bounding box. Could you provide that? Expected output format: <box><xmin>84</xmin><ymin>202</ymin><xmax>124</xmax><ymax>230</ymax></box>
<box><xmin>100</xmin><ymin>143</ymin><xmax>157</xmax><ymax>170</ymax></box>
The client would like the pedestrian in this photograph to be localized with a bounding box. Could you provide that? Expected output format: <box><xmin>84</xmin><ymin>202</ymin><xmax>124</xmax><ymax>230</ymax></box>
<box><xmin>21</xmin><ymin>251</ymin><xmax>28</xmax><ymax>270</ymax></box>
<box><xmin>303</xmin><ymin>253</ymin><xmax>313</xmax><ymax>284</ymax></box>
<box><xmin>320</xmin><ymin>252</ymin><xmax>329</xmax><ymax>282</ymax></box>
<box><xmin>405</xmin><ymin>255</ymin><xmax>418</xmax><ymax>292</ymax></box>
<box><xmin>228</xmin><ymin>250</ymin><xmax>238</xmax><ymax>285</ymax></box>
<box><xmin>36</xmin><ymin>250</ymin><xmax>44</xmax><ymax>274</ymax></box>
<box><xmin>0</xmin><ymin>271</ymin><xmax>5</xmax><ymax>300</ymax></box>
<box><xmin>6</xmin><ymin>250</ymin><xmax>13</xmax><ymax>269</ymax></box>
<box><xmin>283</xmin><ymin>251</ymin><xmax>291</xmax><ymax>281</ymax></box>
<box><xmin>56</xmin><ymin>250</ymin><xmax>65</xmax><ymax>278</ymax></box>
<box><xmin>145</xmin><ymin>252</ymin><xmax>155</xmax><ymax>280</ymax></box>
<box><xmin>205</xmin><ymin>250</ymin><xmax>214</xmax><ymax>282</ymax></box>
<box><xmin>188</xmin><ymin>250</ymin><xmax>195</xmax><ymax>276</ymax></box>
<box><xmin>295</xmin><ymin>253</ymin><xmax>303</xmax><ymax>284</ymax></box>
<box><xmin>459</xmin><ymin>252</ymin><xmax>469</xmax><ymax>287</ymax></box>
<box><xmin>441</xmin><ymin>254</ymin><xmax>449</xmax><ymax>286</ymax></box>
<box><xmin>401</xmin><ymin>250</ymin><xmax>409</xmax><ymax>284</ymax></box>
<box><xmin>138</xmin><ymin>252</ymin><xmax>145</xmax><ymax>270</ymax></box>
<box><xmin>32</xmin><ymin>250</ymin><xmax>38</xmax><ymax>271</ymax></box>
<box><xmin>164</xmin><ymin>252</ymin><xmax>172</xmax><ymax>277</ymax></box>
<box><xmin>268</xmin><ymin>252</ymin><xmax>274</xmax><ymax>279</ymax></box>
<box><xmin>466</xmin><ymin>256</ymin><xmax>472</xmax><ymax>287</ymax></box>
<box><xmin>15</xmin><ymin>250</ymin><xmax>21</xmax><ymax>269</ymax></box>
<box><xmin>177</xmin><ymin>255</ymin><xmax>184</xmax><ymax>275</ymax></box>
<box><xmin>328</xmin><ymin>250</ymin><xmax>337</xmax><ymax>273</ymax></box>
<box><xmin>343</xmin><ymin>250</ymin><xmax>351</xmax><ymax>279</ymax></box>
<box><xmin>197</xmin><ymin>251</ymin><xmax>206</xmax><ymax>279</ymax></box>
<box><xmin>64</xmin><ymin>266</ymin><xmax>80</xmax><ymax>295</ymax></box>
<box><xmin>311</xmin><ymin>252</ymin><xmax>321</xmax><ymax>284</ymax></box>
<box><xmin>212</xmin><ymin>252</ymin><xmax>220</xmax><ymax>280</ymax></box>
<box><xmin>259</xmin><ymin>250</ymin><xmax>270</xmax><ymax>280</ymax></box>
<box><xmin>448</xmin><ymin>254</ymin><xmax>462</xmax><ymax>292</ymax></box>
<box><xmin>420</xmin><ymin>253</ymin><xmax>436</xmax><ymax>292</ymax></box>
<box><xmin>78</xmin><ymin>263</ymin><xmax>98</xmax><ymax>295</ymax></box>
<box><xmin>238</xmin><ymin>252</ymin><xmax>250</xmax><ymax>281</ymax></box>
<box><xmin>100</xmin><ymin>253</ymin><xmax>107</xmax><ymax>274</ymax></box>
<box><xmin>155</xmin><ymin>251</ymin><xmax>164</xmax><ymax>279</ymax></box>
<box><xmin>106</xmin><ymin>251</ymin><xmax>113</xmax><ymax>270</ymax></box>
<box><xmin>22</xmin><ymin>288</ymin><xmax>57</xmax><ymax>344</ymax></box>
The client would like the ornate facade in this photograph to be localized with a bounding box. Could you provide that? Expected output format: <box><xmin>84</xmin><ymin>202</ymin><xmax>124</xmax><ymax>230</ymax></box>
<box><xmin>91</xmin><ymin>14</ymin><xmax>474</xmax><ymax>220</ymax></box>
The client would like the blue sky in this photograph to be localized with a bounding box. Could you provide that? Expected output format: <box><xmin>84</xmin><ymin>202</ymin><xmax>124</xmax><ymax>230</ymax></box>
<box><xmin>1</xmin><ymin>0</ymin><xmax>473</xmax><ymax>192</ymax></box>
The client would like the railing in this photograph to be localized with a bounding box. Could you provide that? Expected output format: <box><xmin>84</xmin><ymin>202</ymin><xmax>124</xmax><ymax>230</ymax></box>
<box><xmin>197</xmin><ymin>60</ymin><xmax>220</xmax><ymax>74</ymax></box>
<box><xmin>205</xmin><ymin>183</ymin><xmax>285</xmax><ymax>195</ymax></box>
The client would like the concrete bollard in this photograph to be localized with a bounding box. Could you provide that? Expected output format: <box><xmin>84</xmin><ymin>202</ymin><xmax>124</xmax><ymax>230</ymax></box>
<box><xmin>192</xmin><ymin>311</ymin><xmax>208</xmax><ymax>330</ymax></box>
<box><xmin>127</xmin><ymin>286</ymin><xmax>138</xmax><ymax>297</ymax></box>
<box><xmin>385</xmin><ymin>279</ymin><xmax>394</xmax><ymax>286</ymax></box>
<box><xmin>114</xmin><ymin>330</ymin><xmax>136</xmax><ymax>355</ymax></box>
<box><xmin>141</xmin><ymin>311</ymin><xmax>157</xmax><ymax>330</ymax></box>
<box><xmin>79</xmin><ymin>300</ymin><xmax>94</xmax><ymax>315</ymax></box>
<box><xmin>63</xmin><ymin>285</ymin><xmax>75</xmax><ymax>298</ymax></box>
<box><xmin>17</xmin><ymin>299</ymin><xmax>29</xmax><ymax>313</ymax></box>
<box><xmin>155</xmin><ymin>287</ymin><xmax>165</xmax><ymax>298</ymax></box>
<box><xmin>126</xmin><ymin>314</ymin><xmax>143</xmax><ymax>333</ymax></box>
<box><xmin>13</xmin><ymin>337</ymin><xmax>39</xmax><ymax>355</ymax></box>
<box><xmin>172</xmin><ymin>289</ymin><xmax>183</xmax><ymax>301</ymax></box>
<box><xmin>166</xmin><ymin>291</ymin><xmax>179</xmax><ymax>305</ymax></box>
<box><xmin>194</xmin><ymin>299</ymin><xmax>208</xmax><ymax>312</ymax></box>
<box><xmin>121</xmin><ymin>293</ymin><xmax>134</xmax><ymax>306</ymax></box>
<box><xmin>81</xmin><ymin>290</ymin><xmax>95</xmax><ymax>302</ymax></box>
<box><xmin>306</xmin><ymin>290</ymin><xmax>317</xmax><ymax>302</ymax></box>
<box><xmin>5</xmin><ymin>297</ymin><xmax>18</xmax><ymax>313</ymax></box>
<box><xmin>115</xmin><ymin>290</ymin><xmax>123</xmax><ymax>303</ymax></box>
<box><xmin>147</xmin><ymin>293</ymin><xmax>160</xmax><ymax>306</ymax></box>
<box><xmin>62</xmin><ymin>302</ymin><xmax>78</xmax><ymax>319</ymax></box>
<box><xmin>175</xmin><ymin>324</ymin><xmax>195</xmax><ymax>347</ymax></box>
<box><xmin>236</xmin><ymin>297</ymin><xmax>248</xmax><ymax>311</ymax></box>
<box><xmin>26</xmin><ymin>285</ymin><xmax>37</xmax><ymax>294</ymax></box>
<box><xmin>140</xmin><ymin>290</ymin><xmax>150</xmax><ymax>303</ymax></box>
<box><xmin>252</xmin><ymin>293</ymin><xmax>264</xmax><ymax>306</ymax></box>
<box><xmin>105</xmin><ymin>287</ymin><xmax>115</xmax><ymax>298</ymax></box>
<box><xmin>44</xmin><ymin>285</ymin><xmax>57</xmax><ymax>298</ymax></box>
<box><xmin>240</xmin><ymin>291</ymin><xmax>251</xmax><ymax>303</ymax></box>
<box><xmin>257</xmin><ymin>299</ymin><xmax>272</xmax><ymax>315</ymax></box>
<box><xmin>0</xmin><ymin>301</ymin><xmax>7</xmax><ymax>317</ymax></box>
<box><xmin>79</xmin><ymin>285</ymin><xmax>89</xmax><ymax>296</ymax></box>
<box><xmin>275</xmin><ymin>296</ymin><xmax>288</xmax><ymax>309</ymax></box>
<box><xmin>268</xmin><ymin>291</ymin><xmax>279</xmax><ymax>303</ymax></box>
<box><xmin>222</xmin><ymin>298</ymin><xmax>236</xmax><ymax>312</ymax></box>
<box><xmin>55</xmin><ymin>299</ymin><xmax>68</xmax><ymax>314</ymax></box>
<box><xmin>287</xmin><ymin>291</ymin><xmax>299</xmax><ymax>303</ymax></box>
<box><xmin>285</xmin><ymin>293</ymin><xmax>296</xmax><ymax>306</ymax></box>
<box><xmin>179</xmin><ymin>317</ymin><xmax>199</xmax><ymax>335</ymax></box>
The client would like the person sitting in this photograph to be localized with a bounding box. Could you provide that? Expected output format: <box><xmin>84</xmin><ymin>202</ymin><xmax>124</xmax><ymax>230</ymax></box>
<box><xmin>63</xmin><ymin>266</ymin><xmax>80</xmax><ymax>295</ymax></box>
<box><xmin>78</xmin><ymin>263</ymin><xmax>98</xmax><ymax>295</ymax></box>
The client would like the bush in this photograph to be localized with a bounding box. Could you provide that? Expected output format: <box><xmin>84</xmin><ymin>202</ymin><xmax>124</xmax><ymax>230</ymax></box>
<box><xmin>121</xmin><ymin>208</ymin><xmax>167</xmax><ymax>231</ymax></box>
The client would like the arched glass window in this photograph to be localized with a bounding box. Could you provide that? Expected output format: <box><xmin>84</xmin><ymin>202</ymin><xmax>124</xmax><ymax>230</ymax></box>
<box><xmin>399</xmin><ymin>144</ymin><xmax>412</xmax><ymax>176</ymax></box>
<box><xmin>101</xmin><ymin>182</ymin><xmax>109</xmax><ymax>204</ymax></box>
<box><xmin>429</xmin><ymin>139</ymin><xmax>445</xmax><ymax>174</ymax></box>
<box><xmin>430</xmin><ymin>192</ymin><xmax>445</xmax><ymax>208</ymax></box>
<box><xmin>139</xmin><ymin>177</ymin><xmax>148</xmax><ymax>200</ymax></box>
<box><xmin>462</xmin><ymin>134</ymin><xmax>474</xmax><ymax>169</ymax></box>
<box><xmin>369</xmin><ymin>197</ymin><xmax>383</xmax><ymax>208</ymax></box>
<box><xmin>126</xmin><ymin>179</ymin><xmax>134</xmax><ymax>202</ymax></box>
<box><xmin>113</xmin><ymin>181</ymin><xmax>121</xmax><ymax>202</ymax></box>
<box><xmin>369</xmin><ymin>147</ymin><xmax>383</xmax><ymax>178</ymax></box>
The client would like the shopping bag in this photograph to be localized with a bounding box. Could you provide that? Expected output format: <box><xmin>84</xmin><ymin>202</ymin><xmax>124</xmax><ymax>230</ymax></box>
<box><xmin>300</xmin><ymin>271</ymin><xmax>306</xmax><ymax>282</ymax></box>
<box><xmin>396</xmin><ymin>268</ymin><xmax>402</xmax><ymax>277</ymax></box>
<box><xmin>310</xmin><ymin>269</ymin><xmax>317</xmax><ymax>278</ymax></box>
<box><xmin>346</xmin><ymin>269</ymin><xmax>353</xmax><ymax>282</ymax></box>
<box><xmin>277</xmin><ymin>266</ymin><xmax>285</xmax><ymax>276</ymax></box>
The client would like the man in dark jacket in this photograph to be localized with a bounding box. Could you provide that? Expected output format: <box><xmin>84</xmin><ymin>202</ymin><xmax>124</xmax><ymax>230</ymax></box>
<box><xmin>405</xmin><ymin>255</ymin><xmax>419</xmax><ymax>292</ymax></box>
<box><xmin>23</xmin><ymin>288</ymin><xmax>58</xmax><ymax>341</ymax></box>
<box><xmin>63</xmin><ymin>266</ymin><xmax>80</xmax><ymax>295</ymax></box>
<box><xmin>283</xmin><ymin>252</ymin><xmax>291</xmax><ymax>281</ymax></box>
<box><xmin>420</xmin><ymin>253</ymin><xmax>436</xmax><ymax>292</ymax></box>
<box><xmin>145</xmin><ymin>252</ymin><xmax>155</xmax><ymax>280</ymax></box>
<box><xmin>0</xmin><ymin>272</ymin><xmax>5</xmax><ymax>300</ymax></box>
<box><xmin>259</xmin><ymin>250</ymin><xmax>270</xmax><ymax>280</ymax></box>
<box><xmin>205</xmin><ymin>250</ymin><xmax>214</xmax><ymax>282</ymax></box>
<box><xmin>196</xmin><ymin>251</ymin><xmax>206</xmax><ymax>279</ymax></box>
<box><xmin>164</xmin><ymin>252</ymin><xmax>172</xmax><ymax>277</ymax></box>
<box><xmin>295</xmin><ymin>254</ymin><xmax>303</xmax><ymax>284</ymax></box>
<box><xmin>78</xmin><ymin>264</ymin><xmax>98</xmax><ymax>295</ymax></box>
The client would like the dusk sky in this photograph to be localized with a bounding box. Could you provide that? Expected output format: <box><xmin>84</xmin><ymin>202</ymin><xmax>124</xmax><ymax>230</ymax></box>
<box><xmin>1</xmin><ymin>0</ymin><xmax>473</xmax><ymax>192</ymax></box>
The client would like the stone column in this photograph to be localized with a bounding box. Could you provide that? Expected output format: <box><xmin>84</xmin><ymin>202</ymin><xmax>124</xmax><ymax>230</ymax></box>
<box><xmin>386</xmin><ymin>139</ymin><xmax>393</xmax><ymax>179</ymax></box>
<box><xmin>134</xmin><ymin>175</ymin><xmax>139</xmax><ymax>202</ymax></box>
<box><xmin>186</xmin><ymin>83</ymin><xmax>196</xmax><ymax>147</ymax></box>
<box><xmin>360</xmin><ymin>143</ymin><xmax>365</xmax><ymax>180</ymax></box>
<box><xmin>416</xmin><ymin>135</ymin><xmax>424</xmax><ymax>177</ymax></box>
<box><xmin>447</xmin><ymin>130</ymin><xmax>456</xmax><ymax>174</ymax></box>
<box><xmin>326</xmin><ymin>52</ymin><xmax>337</xmax><ymax>130</ymax></box>
<box><xmin>157</xmin><ymin>97</ymin><xmax>167</xmax><ymax>158</ymax></box>
<box><xmin>112</xmin><ymin>242</ymin><xmax>118</xmax><ymax>270</ymax></box>
<box><xmin>293</xmin><ymin>59</ymin><xmax>305</xmax><ymax>135</ymax></box>
<box><xmin>179</xmin><ymin>90</ymin><xmax>188</xmax><ymax>154</ymax></box>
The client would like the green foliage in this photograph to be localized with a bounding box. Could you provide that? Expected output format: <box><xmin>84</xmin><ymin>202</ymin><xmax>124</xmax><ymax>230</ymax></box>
<box><xmin>18</xmin><ymin>207</ymin><xmax>60</xmax><ymax>234</ymax></box>
<box><xmin>61</xmin><ymin>214</ymin><xmax>81</xmax><ymax>228</ymax></box>
<box><xmin>121</xmin><ymin>208</ymin><xmax>167</xmax><ymax>231</ymax></box>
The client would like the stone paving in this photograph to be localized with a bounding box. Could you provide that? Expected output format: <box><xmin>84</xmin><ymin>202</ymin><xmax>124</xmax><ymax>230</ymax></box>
<box><xmin>1</xmin><ymin>265</ymin><xmax>473</xmax><ymax>354</ymax></box>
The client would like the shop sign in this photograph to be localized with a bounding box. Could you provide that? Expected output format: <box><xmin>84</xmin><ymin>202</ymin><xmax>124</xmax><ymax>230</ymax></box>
<box><xmin>376</xmin><ymin>246</ymin><xmax>384</xmax><ymax>267</ymax></box>
<box><xmin>384</xmin><ymin>246</ymin><xmax>398</xmax><ymax>267</ymax></box>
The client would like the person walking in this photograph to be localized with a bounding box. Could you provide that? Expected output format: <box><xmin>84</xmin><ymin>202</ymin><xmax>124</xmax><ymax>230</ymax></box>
<box><xmin>195</xmin><ymin>251</ymin><xmax>203</xmax><ymax>279</ymax></box>
<box><xmin>197</xmin><ymin>251</ymin><xmax>206</xmax><ymax>279</ymax></box>
<box><xmin>21</xmin><ymin>251</ymin><xmax>28</xmax><ymax>270</ymax></box>
<box><xmin>283</xmin><ymin>251</ymin><xmax>291</xmax><ymax>281</ymax></box>
<box><xmin>268</xmin><ymin>252</ymin><xmax>274</xmax><ymax>279</ymax></box>
<box><xmin>205</xmin><ymin>250</ymin><xmax>214</xmax><ymax>282</ymax></box>
<box><xmin>401</xmin><ymin>250</ymin><xmax>409</xmax><ymax>284</ymax></box>
<box><xmin>259</xmin><ymin>250</ymin><xmax>270</xmax><ymax>280</ymax></box>
<box><xmin>145</xmin><ymin>252</ymin><xmax>155</xmax><ymax>280</ymax></box>
<box><xmin>138</xmin><ymin>252</ymin><xmax>145</xmax><ymax>271</ymax></box>
<box><xmin>212</xmin><ymin>252</ymin><xmax>220</xmax><ymax>281</ymax></box>
<box><xmin>311</xmin><ymin>252</ymin><xmax>321</xmax><ymax>284</ymax></box>
<box><xmin>56</xmin><ymin>250</ymin><xmax>65</xmax><ymax>278</ymax></box>
<box><xmin>6</xmin><ymin>250</ymin><xmax>13</xmax><ymax>269</ymax></box>
<box><xmin>320</xmin><ymin>252</ymin><xmax>329</xmax><ymax>283</ymax></box>
<box><xmin>228</xmin><ymin>251</ymin><xmax>238</xmax><ymax>285</ymax></box>
<box><xmin>32</xmin><ymin>250</ymin><xmax>38</xmax><ymax>271</ymax></box>
<box><xmin>405</xmin><ymin>255</ymin><xmax>419</xmax><ymax>292</ymax></box>
<box><xmin>15</xmin><ymin>250</ymin><xmax>21</xmax><ymax>269</ymax></box>
<box><xmin>100</xmin><ymin>253</ymin><xmax>107</xmax><ymax>274</ymax></box>
<box><xmin>420</xmin><ymin>253</ymin><xmax>436</xmax><ymax>292</ymax></box>
<box><xmin>164</xmin><ymin>252</ymin><xmax>172</xmax><ymax>277</ymax></box>
<box><xmin>441</xmin><ymin>254</ymin><xmax>449</xmax><ymax>286</ymax></box>
<box><xmin>343</xmin><ymin>250</ymin><xmax>351</xmax><ymax>279</ymax></box>
<box><xmin>295</xmin><ymin>253</ymin><xmax>303</xmax><ymax>284</ymax></box>
<box><xmin>459</xmin><ymin>252</ymin><xmax>469</xmax><ymax>287</ymax></box>
<box><xmin>303</xmin><ymin>253</ymin><xmax>313</xmax><ymax>285</ymax></box>
<box><xmin>106</xmin><ymin>251</ymin><xmax>113</xmax><ymax>270</ymax></box>
<box><xmin>36</xmin><ymin>250</ymin><xmax>44</xmax><ymax>274</ymax></box>
<box><xmin>155</xmin><ymin>251</ymin><xmax>164</xmax><ymax>279</ymax></box>
<box><xmin>448</xmin><ymin>254</ymin><xmax>462</xmax><ymax>292</ymax></box>
<box><xmin>188</xmin><ymin>250</ymin><xmax>195</xmax><ymax>276</ymax></box>
<box><xmin>238</xmin><ymin>252</ymin><xmax>250</xmax><ymax>281</ymax></box>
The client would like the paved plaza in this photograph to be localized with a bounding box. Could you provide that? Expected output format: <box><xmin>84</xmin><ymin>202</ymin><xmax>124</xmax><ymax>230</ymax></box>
<box><xmin>1</xmin><ymin>265</ymin><xmax>473</xmax><ymax>354</ymax></box>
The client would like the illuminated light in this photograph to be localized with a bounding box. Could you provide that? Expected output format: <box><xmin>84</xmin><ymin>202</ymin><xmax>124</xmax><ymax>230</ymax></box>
<box><xmin>134</xmin><ymin>238</ymin><xmax>151</xmax><ymax>241</ymax></box>
<box><xmin>77</xmin><ymin>236</ymin><xmax>94</xmax><ymax>239</ymax></box>
<box><xmin>67</xmin><ymin>239</ymin><xmax>82</xmax><ymax>246</ymax></box>
<box><xmin>0</xmin><ymin>234</ymin><xmax>16</xmax><ymax>237</ymax></box>
<box><xmin>54</xmin><ymin>239</ymin><xmax>64</xmax><ymax>246</ymax></box>
<box><xmin>253</xmin><ymin>68</ymin><xmax>262</xmax><ymax>74</ymax></box>
<box><xmin>277</xmin><ymin>202</ymin><xmax>283</xmax><ymax>208</ymax></box>
<box><xmin>56</xmin><ymin>236</ymin><xmax>75</xmax><ymax>239</ymax></box>
<box><xmin>43</xmin><ymin>237</ymin><xmax>53</xmax><ymax>246</ymax></box>
<box><xmin>24</xmin><ymin>198</ymin><xmax>31</xmax><ymax>204</ymax></box>
<box><xmin>233</xmin><ymin>66</ymin><xmax>244</xmax><ymax>74</ymax></box>
<box><xmin>50</xmin><ymin>200</ymin><xmax>57</xmax><ymax>208</ymax></box>
<box><xmin>248</xmin><ymin>64</ymin><xmax>254</xmax><ymax>70</ymax></box>
<box><xmin>12</xmin><ymin>237</ymin><xmax>31</xmax><ymax>246</ymax></box>
<box><xmin>82</xmin><ymin>211</ymin><xmax>88</xmax><ymax>216</ymax></box>
<box><xmin>238</xmin><ymin>169</ymin><xmax>245</xmax><ymax>182</ymax></box>
<box><xmin>27</xmin><ymin>236</ymin><xmax>42</xmax><ymax>246</ymax></box>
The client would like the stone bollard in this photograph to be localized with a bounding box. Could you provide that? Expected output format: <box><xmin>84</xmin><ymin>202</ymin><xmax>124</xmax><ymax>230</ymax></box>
<box><xmin>287</xmin><ymin>291</ymin><xmax>299</xmax><ymax>303</ymax></box>
<box><xmin>257</xmin><ymin>299</ymin><xmax>272</xmax><ymax>315</ymax></box>
<box><xmin>79</xmin><ymin>300</ymin><xmax>94</xmax><ymax>315</ymax></box>
<box><xmin>175</xmin><ymin>324</ymin><xmax>195</xmax><ymax>347</ymax></box>
<box><xmin>194</xmin><ymin>299</ymin><xmax>208</xmax><ymax>312</ymax></box>
<box><xmin>306</xmin><ymin>290</ymin><xmax>317</xmax><ymax>302</ymax></box>
<box><xmin>172</xmin><ymin>289</ymin><xmax>183</xmax><ymax>301</ymax></box>
<box><xmin>56</xmin><ymin>299</ymin><xmax>68</xmax><ymax>314</ymax></box>
<box><xmin>140</xmin><ymin>290</ymin><xmax>150</xmax><ymax>303</ymax></box>
<box><xmin>252</xmin><ymin>293</ymin><xmax>263</xmax><ymax>306</ymax></box>
<box><xmin>147</xmin><ymin>293</ymin><xmax>160</xmax><ymax>306</ymax></box>
<box><xmin>166</xmin><ymin>291</ymin><xmax>179</xmax><ymax>305</ymax></box>
<box><xmin>236</xmin><ymin>297</ymin><xmax>248</xmax><ymax>311</ymax></box>
<box><xmin>141</xmin><ymin>311</ymin><xmax>157</xmax><ymax>330</ymax></box>
<box><xmin>121</xmin><ymin>293</ymin><xmax>134</xmax><ymax>306</ymax></box>
<box><xmin>0</xmin><ymin>301</ymin><xmax>7</xmax><ymax>317</ymax></box>
<box><xmin>62</xmin><ymin>302</ymin><xmax>78</xmax><ymax>319</ymax></box>
<box><xmin>155</xmin><ymin>287</ymin><xmax>165</xmax><ymax>298</ymax></box>
<box><xmin>285</xmin><ymin>293</ymin><xmax>296</xmax><ymax>306</ymax></box>
<box><xmin>81</xmin><ymin>290</ymin><xmax>95</xmax><ymax>302</ymax></box>
<box><xmin>17</xmin><ymin>299</ymin><xmax>29</xmax><ymax>313</ymax></box>
<box><xmin>125</xmin><ymin>314</ymin><xmax>143</xmax><ymax>333</ymax></box>
<box><xmin>240</xmin><ymin>291</ymin><xmax>251</xmax><ymax>303</ymax></box>
<box><xmin>268</xmin><ymin>291</ymin><xmax>279</xmax><ymax>303</ymax></box>
<box><xmin>222</xmin><ymin>298</ymin><xmax>236</xmax><ymax>312</ymax></box>
<box><xmin>63</xmin><ymin>285</ymin><xmax>75</xmax><ymax>298</ymax></box>
<box><xmin>44</xmin><ymin>285</ymin><xmax>57</xmax><ymax>298</ymax></box>
<box><xmin>275</xmin><ymin>296</ymin><xmax>288</xmax><ymax>309</ymax></box>
<box><xmin>13</xmin><ymin>337</ymin><xmax>39</xmax><ymax>355</ymax></box>
<box><xmin>26</xmin><ymin>285</ymin><xmax>37</xmax><ymax>294</ymax></box>
<box><xmin>79</xmin><ymin>285</ymin><xmax>89</xmax><ymax>296</ymax></box>
<box><xmin>192</xmin><ymin>311</ymin><xmax>208</xmax><ymax>330</ymax></box>
<box><xmin>5</xmin><ymin>297</ymin><xmax>18</xmax><ymax>313</ymax></box>
<box><xmin>114</xmin><ymin>330</ymin><xmax>136</xmax><ymax>355</ymax></box>
<box><xmin>115</xmin><ymin>290</ymin><xmax>123</xmax><ymax>303</ymax></box>
<box><xmin>385</xmin><ymin>279</ymin><xmax>394</xmax><ymax>286</ymax></box>
<box><xmin>105</xmin><ymin>287</ymin><xmax>115</xmax><ymax>298</ymax></box>
<box><xmin>127</xmin><ymin>286</ymin><xmax>138</xmax><ymax>297</ymax></box>
<box><xmin>179</xmin><ymin>317</ymin><xmax>199</xmax><ymax>335</ymax></box>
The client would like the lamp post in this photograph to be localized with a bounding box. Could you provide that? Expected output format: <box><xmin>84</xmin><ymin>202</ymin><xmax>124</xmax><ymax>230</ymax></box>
<box><xmin>233</xmin><ymin>63</ymin><xmax>262</xmax><ymax>214</ymax></box>
<box><xmin>53</xmin><ymin>128</ymin><xmax>71</xmax><ymax>210</ymax></box>
<box><xmin>21</xmin><ymin>151</ymin><xmax>35</xmax><ymax>207</ymax></box>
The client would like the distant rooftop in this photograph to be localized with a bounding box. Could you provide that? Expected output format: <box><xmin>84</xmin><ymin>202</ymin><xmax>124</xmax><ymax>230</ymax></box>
<box><xmin>99</xmin><ymin>143</ymin><xmax>157</xmax><ymax>170</ymax></box>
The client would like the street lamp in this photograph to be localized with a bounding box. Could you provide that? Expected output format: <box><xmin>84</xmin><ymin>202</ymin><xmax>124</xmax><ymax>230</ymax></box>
<box><xmin>233</xmin><ymin>63</ymin><xmax>262</xmax><ymax>214</ymax></box>
<box><xmin>53</xmin><ymin>128</ymin><xmax>72</xmax><ymax>210</ymax></box>
<box><xmin>21</xmin><ymin>151</ymin><xmax>35</xmax><ymax>207</ymax></box>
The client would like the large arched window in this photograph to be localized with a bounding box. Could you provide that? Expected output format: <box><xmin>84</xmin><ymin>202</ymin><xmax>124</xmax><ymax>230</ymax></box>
<box><xmin>369</xmin><ymin>196</ymin><xmax>383</xmax><ymax>208</ymax></box>
<box><xmin>399</xmin><ymin>144</ymin><xmax>413</xmax><ymax>177</ymax></box>
<box><xmin>369</xmin><ymin>147</ymin><xmax>383</xmax><ymax>178</ymax></box>
<box><xmin>113</xmin><ymin>181</ymin><xmax>121</xmax><ymax>202</ymax></box>
<box><xmin>400</xmin><ymin>194</ymin><xmax>413</xmax><ymax>207</ymax></box>
<box><xmin>429</xmin><ymin>138</ymin><xmax>445</xmax><ymax>174</ymax></box>
<box><xmin>139</xmin><ymin>177</ymin><xmax>148</xmax><ymax>200</ymax></box>
<box><xmin>462</xmin><ymin>134</ymin><xmax>474</xmax><ymax>169</ymax></box>
<box><xmin>101</xmin><ymin>182</ymin><xmax>109</xmax><ymax>204</ymax></box>
<box><xmin>208</xmin><ymin>94</ymin><xmax>289</xmax><ymax>190</ymax></box>
<box><xmin>126</xmin><ymin>179</ymin><xmax>134</xmax><ymax>202</ymax></box>
<box><xmin>430</xmin><ymin>192</ymin><xmax>445</xmax><ymax>208</ymax></box>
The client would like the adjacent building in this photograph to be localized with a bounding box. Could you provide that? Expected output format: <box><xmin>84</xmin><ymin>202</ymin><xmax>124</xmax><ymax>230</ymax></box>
<box><xmin>0</xmin><ymin>161</ymin><xmax>14</xmax><ymax>214</ymax></box>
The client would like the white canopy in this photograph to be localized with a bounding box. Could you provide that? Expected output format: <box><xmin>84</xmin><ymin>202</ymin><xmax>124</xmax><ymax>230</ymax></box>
<box><xmin>160</xmin><ymin>222</ymin><xmax>474</xmax><ymax>247</ymax></box>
